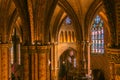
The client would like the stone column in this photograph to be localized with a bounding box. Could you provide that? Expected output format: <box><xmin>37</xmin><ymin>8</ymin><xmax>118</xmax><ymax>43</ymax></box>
<box><xmin>38</xmin><ymin>46</ymin><xmax>48</xmax><ymax>80</ymax></box>
<box><xmin>0</xmin><ymin>44</ymin><xmax>11</xmax><ymax>80</ymax></box>
<box><xmin>50</xmin><ymin>42</ymin><xmax>58</xmax><ymax>80</ymax></box>
<box><xmin>87</xmin><ymin>42</ymin><xmax>91</xmax><ymax>77</ymax></box>
<box><xmin>0</xmin><ymin>45</ymin><xmax>1</xmax><ymax>80</ymax></box>
<box><xmin>82</xmin><ymin>41</ymin><xmax>86</xmax><ymax>71</ymax></box>
<box><xmin>21</xmin><ymin>45</ymin><xmax>50</xmax><ymax>80</ymax></box>
<box><xmin>68</xmin><ymin>31</ymin><xmax>70</xmax><ymax>42</ymax></box>
<box><xmin>71</xmin><ymin>31</ymin><xmax>73</xmax><ymax>42</ymax></box>
<box><xmin>16</xmin><ymin>44</ymin><xmax>21</xmax><ymax>65</ymax></box>
<box><xmin>35</xmin><ymin>52</ymin><xmax>38</xmax><ymax>80</ymax></box>
<box><xmin>28</xmin><ymin>46</ymin><xmax>36</xmax><ymax>80</ymax></box>
<box><xmin>51</xmin><ymin>43</ymin><xmax>55</xmax><ymax>80</ymax></box>
<box><xmin>54</xmin><ymin>43</ymin><xmax>59</xmax><ymax>80</ymax></box>
<box><xmin>9</xmin><ymin>44</ymin><xmax>12</xmax><ymax>80</ymax></box>
<box><xmin>70</xmin><ymin>31</ymin><xmax>73</xmax><ymax>42</ymax></box>
<box><xmin>31</xmin><ymin>50</ymin><xmax>35</xmax><ymax>80</ymax></box>
<box><xmin>76</xmin><ymin>42</ymin><xmax>82</xmax><ymax>73</ymax></box>
<box><xmin>63</xmin><ymin>31</ymin><xmax>66</xmax><ymax>42</ymax></box>
<box><xmin>46</xmin><ymin>45</ymin><xmax>50</xmax><ymax>80</ymax></box>
<box><xmin>21</xmin><ymin>46</ymin><xmax>29</xmax><ymax>80</ymax></box>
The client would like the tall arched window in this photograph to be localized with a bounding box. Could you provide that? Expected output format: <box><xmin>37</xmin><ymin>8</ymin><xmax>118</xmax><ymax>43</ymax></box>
<box><xmin>91</xmin><ymin>15</ymin><xmax>104</xmax><ymax>54</ymax></box>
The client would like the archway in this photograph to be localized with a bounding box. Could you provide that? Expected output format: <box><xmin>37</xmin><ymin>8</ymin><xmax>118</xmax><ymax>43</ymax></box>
<box><xmin>58</xmin><ymin>48</ymin><xmax>77</xmax><ymax>80</ymax></box>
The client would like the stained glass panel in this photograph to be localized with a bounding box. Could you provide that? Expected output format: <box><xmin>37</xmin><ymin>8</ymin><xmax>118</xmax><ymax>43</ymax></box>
<box><xmin>91</xmin><ymin>15</ymin><xmax>104</xmax><ymax>54</ymax></box>
<box><xmin>65</xmin><ymin>17</ymin><xmax>71</xmax><ymax>25</ymax></box>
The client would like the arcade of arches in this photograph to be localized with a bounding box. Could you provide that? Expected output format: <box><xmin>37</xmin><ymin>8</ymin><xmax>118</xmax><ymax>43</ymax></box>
<box><xmin>0</xmin><ymin>0</ymin><xmax>120</xmax><ymax>80</ymax></box>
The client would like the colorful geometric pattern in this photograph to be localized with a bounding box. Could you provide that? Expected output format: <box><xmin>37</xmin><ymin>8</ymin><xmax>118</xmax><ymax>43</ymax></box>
<box><xmin>91</xmin><ymin>15</ymin><xmax>104</xmax><ymax>54</ymax></box>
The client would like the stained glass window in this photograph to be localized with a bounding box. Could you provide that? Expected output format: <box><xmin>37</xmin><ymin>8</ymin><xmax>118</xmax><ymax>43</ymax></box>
<box><xmin>65</xmin><ymin>17</ymin><xmax>71</xmax><ymax>25</ymax></box>
<box><xmin>91</xmin><ymin>15</ymin><xmax>104</xmax><ymax>54</ymax></box>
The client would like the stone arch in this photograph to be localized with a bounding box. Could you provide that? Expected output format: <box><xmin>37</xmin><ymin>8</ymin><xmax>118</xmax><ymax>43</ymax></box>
<box><xmin>44</xmin><ymin>0</ymin><xmax>59</xmax><ymax>42</ymax></box>
<box><xmin>9</xmin><ymin>24</ymin><xmax>23</xmax><ymax>43</ymax></box>
<box><xmin>85</xmin><ymin>0</ymin><xmax>113</xmax><ymax>46</ymax></box>
<box><xmin>58</xmin><ymin>45</ymin><xmax>77</xmax><ymax>60</ymax></box>
<box><xmin>7</xmin><ymin>9</ymin><xmax>18</xmax><ymax>41</ymax></box>
<box><xmin>85</xmin><ymin>0</ymin><xmax>103</xmax><ymax>40</ymax></box>
<box><xmin>58</xmin><ymin>47</ymin><xmax>77</xmax><ymax>80</ymax></box>
<box><xmin>51</xmin><ymin>0</ymin><xmax>83</xmax><ymax>43</ymax></box>
<box><xmin>7</xmin><ymin>0</ymin><xmax>30</xmax><ymax>44</ymax></box>
<box><xmin>7</xmin><ymin>11</ymin><xmax>23</xmax><ymax>43</ymax></box>
<box><xmin>60</xmin><ymin>47</ymin><xmax>77</xmax><ymax>56</ymax></box>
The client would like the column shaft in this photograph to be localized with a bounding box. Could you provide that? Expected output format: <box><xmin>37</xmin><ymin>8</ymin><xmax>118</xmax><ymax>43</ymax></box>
<box><xmin>21</xmin><ymin>46</ymin><xmax>29</xmax><ymax>80</ymax></box>
<box><xmin>39</xmin><ymin>53</ymin><xmax>47</xmax><ymax>80</ymax></box>
<box><xmin>0</xmin><ymin>44</ymin><xmax>10</xmax><ymax>80</ymax></box>
<box><xmin>35</xmin><ymin>53</ymin><xmax>38</xmax><ymax>80</ymax></box>
<box><xmin>0</xmin><ymin>47</ymin><xmax>1</xmax><ymax>80</ymax></box>
<box><xmin>24</xmin><ymin>53</ymin><xmax>29</xmax><ymax>80</ymax></box>
<box><xmin>31</xmin><ymin>53</ymin><xmax>35</xmax><ymax>80</ymax></box>
<box><xmin>87</xmin><ymin>43</ymin><xmax>91</xmax><ymax>76</ymax></box>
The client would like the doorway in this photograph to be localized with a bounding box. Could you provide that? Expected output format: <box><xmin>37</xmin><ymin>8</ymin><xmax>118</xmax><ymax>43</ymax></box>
<box><xmin>58</xmin><ymin>48</ymin><xmax>77</xmax><ymax>80</ymax></box>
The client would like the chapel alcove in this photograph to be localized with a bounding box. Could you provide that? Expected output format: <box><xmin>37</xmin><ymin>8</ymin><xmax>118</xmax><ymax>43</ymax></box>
<box><xmin>58</xmin><ymin>48</ymin><xmax>78</xmax><ymax>80</ymax></box>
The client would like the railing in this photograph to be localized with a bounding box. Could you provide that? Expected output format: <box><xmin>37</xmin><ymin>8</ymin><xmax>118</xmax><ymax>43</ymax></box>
<box><xmin>107</xmin><ymin>48</ymin><xmax>120</xmax><ymax>80</ymax></box>
<box><xmin>107</xmin><ymin>48</ymin><xmax>120</xmax><ymax>63</ymax></box>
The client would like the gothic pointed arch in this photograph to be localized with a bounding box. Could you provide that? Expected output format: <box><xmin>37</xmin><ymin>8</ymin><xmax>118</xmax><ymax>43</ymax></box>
<box><xmin>53</xmin><ymin>0</ymin><xmax>83</xmax><ymax>42</ymax></box>
<box><xmin>59</xmin><ymin>47</ymin><xmax>77</xmax><ymax>80</ymax></box>
<box><xmin>44</xmin><ymin>0</ymin><xmax>59</xmax><ymax>42</ymax></box>
<box><xmin>85</xmin><ymin>0</ymin><xmax>114</xmax><ymax>46</ymax></box>
<box><xmin>13</xmin><ymin>0</ymin><xmax>31</xmax><ymax>44</ymax></box>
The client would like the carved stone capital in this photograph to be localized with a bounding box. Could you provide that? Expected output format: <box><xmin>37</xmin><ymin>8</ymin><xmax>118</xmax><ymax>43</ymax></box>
<box><xmin>21</xmin><ymin>45</ymin><xmax>50</xmax><ymax>54</ymax></box>
<box><xmin>0</xmin><ymin>43</ymin><xmax>12</xmax><ymax>48</ymax></box>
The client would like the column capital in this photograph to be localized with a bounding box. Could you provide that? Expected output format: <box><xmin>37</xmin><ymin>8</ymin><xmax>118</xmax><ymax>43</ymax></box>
<box><xmin>50</xmin><ymin>42</ymin><xmax>58</xmax><ymax>45</ymax></box>
<box><xmin>87</xmin><ymin>42</ymin><xmax>91</xmax><ymax>46</ymax></box>
<box><xmin>0</xmin><ymin>43</ymin><xmax>12</xmax><ymax>48</ymax></box>
<box><xmin>81</xmin><ymin>40</ymin><xmax>91</xmax><ymax>45</ymax></box>
<box><xmin>21</xmin><ymin>45</ymin><xmax>50</xmax><ymax>54</ymax></box>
